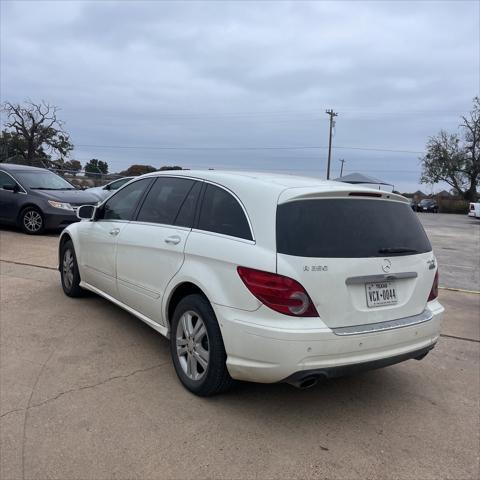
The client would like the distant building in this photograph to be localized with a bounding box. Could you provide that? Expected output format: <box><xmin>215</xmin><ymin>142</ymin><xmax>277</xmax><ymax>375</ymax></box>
<box><xmin>436</xmin><ymin>190</ymin><xmax>451</xmax><ymax>198</ymax></box>
<box><xmin>412</xmin><ymin>190</ymin><xmax>427</xmax><ymax>201</ymax></box>
<box><xmin>334</xmin><ymin>172</ymin><xmax>394</xmax><ymax>192</ymax></box>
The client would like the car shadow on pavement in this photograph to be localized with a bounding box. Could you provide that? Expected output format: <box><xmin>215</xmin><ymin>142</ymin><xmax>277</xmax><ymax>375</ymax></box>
<box><xmin>83</xmin><ymin>290</ymin><xmax>425</xmax><ymax>416</ymax></box>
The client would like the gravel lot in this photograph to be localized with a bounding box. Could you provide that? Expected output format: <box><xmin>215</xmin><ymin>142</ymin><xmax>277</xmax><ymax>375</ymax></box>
<box><xmin>0</xmin><ymin>214</ymin><xmax>479</xmax><ymax>480</ymax></box>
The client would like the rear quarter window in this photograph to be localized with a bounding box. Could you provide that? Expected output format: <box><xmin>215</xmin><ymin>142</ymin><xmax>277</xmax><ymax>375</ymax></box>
<box><xmin>197</xmin><ymin>184</ymin><xmax>253</xmax><ymax>240</ymax></box>
<box><xmin>277</xmin><ymin>198</ymin><xmax>432</xmax><ymax>258</ymax></box>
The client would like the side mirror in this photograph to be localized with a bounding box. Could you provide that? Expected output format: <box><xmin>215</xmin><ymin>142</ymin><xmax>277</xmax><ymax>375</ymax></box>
<box><xmin>104</xmin><ymin>184</ymin><xmax>111</xmax><ymax>190</ymax></box>
<box><xmin>3</xmin><ymin>184</ymin><xmax>20</xmax><ymax>193</ymax></box>
<box><xmin>77</xmin><ymin>204</ymin><xmax>96</xmax><ymax>220</ymax></box>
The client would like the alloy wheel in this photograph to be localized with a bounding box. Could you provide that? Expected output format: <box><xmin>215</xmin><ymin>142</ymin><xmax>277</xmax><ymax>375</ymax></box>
<box><xmin>176</xmin><ymin>310</ymin><xmax>210</xmax><ymax>381</ymax></box>
<box><xmin>23</xmin><ymin>210</ymin><xmax>43</xmax><ymax>233</ymax></box>
<box><xmin>62</xmin><ymin>249</ymin><xmax>74</xmax><ymax>290</ymax></box>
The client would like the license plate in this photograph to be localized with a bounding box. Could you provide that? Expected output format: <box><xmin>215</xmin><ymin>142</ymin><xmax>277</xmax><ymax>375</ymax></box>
<box><xmin>365</xmin><ymin>281</ymin><xmax>398</xmax><ymax>308</ymax></box>
<box><xmin>423</xmin><ymin>207</ymin><xmax>427</xmax><ymax>210</ymax></box>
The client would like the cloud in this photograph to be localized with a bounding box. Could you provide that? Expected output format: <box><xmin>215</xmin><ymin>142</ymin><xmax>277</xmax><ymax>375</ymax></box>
<box><xmin>1</xmin><ymin>0</ymin><xmax>478</xmax><ymax>192</ymax></box>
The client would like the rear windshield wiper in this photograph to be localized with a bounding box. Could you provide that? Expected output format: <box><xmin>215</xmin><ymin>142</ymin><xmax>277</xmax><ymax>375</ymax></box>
<box><xmin>378</xmin><ymin>247</ymin><xmax>419</xmax><ymax>255</ymax></box>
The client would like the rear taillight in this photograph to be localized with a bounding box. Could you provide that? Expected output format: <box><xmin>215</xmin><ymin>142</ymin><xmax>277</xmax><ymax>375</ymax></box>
<box><xmin>428</xmin><ymin>270</ymin><xmax>439</xmax><ymax>301</ymax></box>
<box><xmin>237</xmin><ymin>267</ymin><xmax>318</xmax><ymax>317</ymax></box>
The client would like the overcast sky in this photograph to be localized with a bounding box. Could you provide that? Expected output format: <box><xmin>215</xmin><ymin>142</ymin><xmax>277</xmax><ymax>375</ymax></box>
<box><xmin>1</xmin><ymin>0</ymin><xmax>479</xmax><ymax>192</ymax></box>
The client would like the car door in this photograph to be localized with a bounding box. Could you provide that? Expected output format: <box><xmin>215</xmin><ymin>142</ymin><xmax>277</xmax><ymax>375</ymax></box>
<box><xmin>79</xmin><ymin>178</ymin><xmax>153</xmax><ymax>298</ymax></box>
<box><xmin>115</xmin><ymin>177</ymin><xmax>202</xmax><ymax>325</ymax></box>
<box><xmin>0</xmin><ymin>170</ymin><xmax>24</xmax><ymax>224</ymax></box>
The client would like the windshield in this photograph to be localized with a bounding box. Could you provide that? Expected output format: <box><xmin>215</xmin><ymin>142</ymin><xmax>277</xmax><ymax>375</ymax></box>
<box><xmin>419</xmin><ymin>199</ymin><xmax>432</xmax><ymax>206</ymax></box>
<box><xmin>277</xmin><ymin>198</ymin><xmax>432</xmax><ymax>258</ymax></box>
<box><xmin>15</xmin><ymin>171</ymin><xmax>76</xmax><ymax>190</ymax></box>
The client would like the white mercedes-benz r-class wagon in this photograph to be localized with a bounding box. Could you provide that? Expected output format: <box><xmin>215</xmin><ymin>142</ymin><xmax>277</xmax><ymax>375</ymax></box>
<box><xmin>58</xmin><ymin>171</ymin><xmax>444</xmax><ymax>396</ymax></box>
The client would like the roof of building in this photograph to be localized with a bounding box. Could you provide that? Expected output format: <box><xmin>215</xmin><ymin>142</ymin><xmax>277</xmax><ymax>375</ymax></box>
<box><xmin>333</xmin><ymin>172</ymin><xmax>393</xmax><ymax>186</ymax></box>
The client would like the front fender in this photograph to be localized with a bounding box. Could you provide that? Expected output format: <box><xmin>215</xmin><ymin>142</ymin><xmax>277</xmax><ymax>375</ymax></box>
<box><xmin>58</xmin><ymin>224</ymin><xmax>83</xmax><ymax>273</ymax></box>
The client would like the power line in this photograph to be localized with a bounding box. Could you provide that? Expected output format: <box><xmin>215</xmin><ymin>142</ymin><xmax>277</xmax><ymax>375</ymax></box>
<box><xmin>75</xmin><ymin>143</ymin><xmax>425</xmax><ymax>154</ymax></box>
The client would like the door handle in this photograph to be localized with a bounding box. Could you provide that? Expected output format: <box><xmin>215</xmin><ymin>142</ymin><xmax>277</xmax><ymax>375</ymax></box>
<box><xmin>109</xmin><ymin>228</ymin><xmax>120</xmax><ymax>236</ymax></box>
<box><xmin>165</xmin><ymin>235</ymin><xmax>181</xmax><ymax>245</ymax></box>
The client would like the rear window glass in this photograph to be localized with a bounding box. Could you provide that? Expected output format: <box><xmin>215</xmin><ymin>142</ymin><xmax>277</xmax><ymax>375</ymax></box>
<box><xmin>277</xmin><ymin>199</ymin><xmax>431</xmax><ymax>258</ymax></box>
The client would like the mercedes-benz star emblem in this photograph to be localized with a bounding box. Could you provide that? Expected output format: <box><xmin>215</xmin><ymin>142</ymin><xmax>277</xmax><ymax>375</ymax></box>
<box><xmin>382</xmin><ymin>259</ymin><xmax>392</xmax><ymax>273</ymax></box>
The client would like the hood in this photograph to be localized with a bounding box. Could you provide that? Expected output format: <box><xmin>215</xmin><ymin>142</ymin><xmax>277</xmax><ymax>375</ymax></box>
<box><xmin>34</xmin><ymin>189</ymin><xmax>101</xmax><ymax>205</ymax></box>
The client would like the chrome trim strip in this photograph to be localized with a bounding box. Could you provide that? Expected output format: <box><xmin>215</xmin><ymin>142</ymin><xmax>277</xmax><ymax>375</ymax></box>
<box><xmin>332</xmin><ymin>309</ymin><xmax>433</xmax><ymax>336</ymax></box>
<box><xmin>138</xmin><ymin>174</ymin><xmax>256</xmax><ymax>242</ymax></box>
<box><xmin>345</xmin><ymin>272</ymin><xmax>418</xmax><ymax>285</ymax></box>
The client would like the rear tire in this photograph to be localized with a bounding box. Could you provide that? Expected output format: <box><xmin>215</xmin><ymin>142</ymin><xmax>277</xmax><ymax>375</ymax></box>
<box><xmin>170</xmin><ymin>294</ymin><xmax>234</xmax><ymax>396</ymax></box>
<box><xmin>60</xmin><ymin>240</ymin><xmax>85</xmax><ymax>297</ymax></box>
<box><xmin>20</xmin><ymin>206</ymin><xmax>45</xmax><ymax>235</ymax></box>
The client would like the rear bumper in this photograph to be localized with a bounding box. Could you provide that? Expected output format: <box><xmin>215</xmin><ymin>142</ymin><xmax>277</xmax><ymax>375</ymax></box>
<box><xmin>214</xmin><ymin>300</ymin><xmax>444</xmax><ymax>383</ymax></box>
<box><xmin>283</xmin><ymin>344</ymin><xmax>435</xmax><ymax>386</ymax></box>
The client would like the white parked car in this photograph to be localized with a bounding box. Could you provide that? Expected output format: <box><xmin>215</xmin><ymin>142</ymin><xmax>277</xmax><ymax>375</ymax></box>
<box><xmin>87</xmin><ymin>177</ymin><xmax>134</xmax><ymax>201</ymax></box>
<box><xmin>59</xmin><ymin>171</ymin><xmax>444</xmax><ymax>396</ymax></box>
<box><xmin>468</xmin><ymin>202</ymin><xmax>480</xmax><ymax>218</ymax></box>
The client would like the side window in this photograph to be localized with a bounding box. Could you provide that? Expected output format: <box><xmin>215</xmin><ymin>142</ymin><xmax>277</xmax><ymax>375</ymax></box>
<box><xmin>174</xmin><ymin>181</ymin><xmax>202</xmax><ymax>228</ymax></box>
<box><xmin>109</xmin><ymin>178</ymin><xmax>130</xmax><ymax>191</ymax></box>
<box><xmin>136</xmin><ymin>177</ymin><xmax>195</xmax><ymax>225</ymax></box>
<box><xmin>101</xmin><ymin>178</ymin><xmax>151</xmax><ymax>221</ymax></box>
<box><xmin>0</xmin><ymin>171</ymin><xmax>16</xmax><ymax>189</ymax></box>
<box><xmin>197</xmin><ymin>184</ymin><xmax>252</xmax><ymax>240</ymax></box>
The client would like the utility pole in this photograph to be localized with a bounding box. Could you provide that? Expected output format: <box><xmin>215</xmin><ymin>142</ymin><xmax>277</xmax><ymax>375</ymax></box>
<box><xmin>339</xmin><ymin>158</ymin><xmax>345</xmax><ymax>177</ymax></box>
<box><xmin>325</xmin><ymin>109</ymin><xmax>338</xmax><ymax>180</ymax></box>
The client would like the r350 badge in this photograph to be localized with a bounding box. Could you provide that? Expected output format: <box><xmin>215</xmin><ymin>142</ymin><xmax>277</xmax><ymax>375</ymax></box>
<box><xmin>303</xmin><ymin>265</ymin><xmax>328</xmax><ymax>272</ymax></box>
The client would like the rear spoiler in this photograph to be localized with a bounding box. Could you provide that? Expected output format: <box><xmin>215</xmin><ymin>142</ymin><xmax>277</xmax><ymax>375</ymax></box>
<box><xmin>278</xmin><ymin>186</ymin><xmax>409</xmax><ymax>205</ymax></box>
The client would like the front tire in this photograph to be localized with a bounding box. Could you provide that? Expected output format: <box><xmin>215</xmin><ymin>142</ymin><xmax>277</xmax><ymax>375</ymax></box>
<box><xmin>60</xmin><ymin>240</ymin><xmax>85</xmax><ymax>297</ymax></box>
<box><xmin>20</xmin><ymin>206</ymin><xmax>45</xmax><ymax>234</ymax></box>
<box><xmin>170</xmin><ymin>294</ymin><xmax>234</xmax><ymax>396</ymax></box>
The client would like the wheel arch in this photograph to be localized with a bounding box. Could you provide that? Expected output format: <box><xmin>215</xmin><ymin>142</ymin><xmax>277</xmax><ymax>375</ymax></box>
<box><xmin>58</xmin><ymin>229</ymin><xmax>81</xmax><ymax>272</ymax></box>
<box><xmin>165</xmin><ymin>281</ymin><xmax>211</xmax><ymax>330</ymax></box>
<box><xmin>58</xmin><ymin>231</ymin><xmax>73</xmax><ymax>269</ymax></box>
<box><xmin>16</xmin><ymin>202</ymin><xmax>44</xmax><ymax>226</ymax></box>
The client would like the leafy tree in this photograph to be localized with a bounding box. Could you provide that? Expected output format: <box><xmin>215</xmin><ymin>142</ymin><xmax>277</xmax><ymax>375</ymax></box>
<box><xmin>121</xmin><ymin>164</ymin><xmax>157</xmax><ymax>176</ymax></box>
<box><xmin>1</xmin><ymin>101</ymin><xmax>73</xmax><ymax>167</ymax></box>
<box><xmin>85</xmin><ymin>158</ymin><xmax>109</xmax><ymax>177</ymax></box>
<box><xmin>158</xmin><ymin>165</ymin><xmax>182</xmax><ymax>171</ymax></box>
<box><xmin>421</xmin><ymin>97</ymin><xmax>479</xmax><ymax>201</ymax></box>
<box><xmin>64</xmin><ymin>159</ymin><xmax>82</xmax><ymax>175</ymax></box>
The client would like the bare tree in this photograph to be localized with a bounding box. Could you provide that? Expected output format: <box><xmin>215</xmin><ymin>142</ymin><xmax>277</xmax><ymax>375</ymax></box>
<box><xmin>421</xmin><ymin>97</ymin><xmax>479</xmax><ymax>201</ymax></box>
<box><xmin>1</xmin><ymin>100</ymin><xmax>73</xmax><ymax>167</ymax></box>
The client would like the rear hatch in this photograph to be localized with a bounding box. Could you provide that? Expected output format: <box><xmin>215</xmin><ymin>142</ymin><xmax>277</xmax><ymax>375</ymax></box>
<box><xmin>276</xmin><ymin>189</ymin><xmax>436</xmax><ymax>328</ymax></box>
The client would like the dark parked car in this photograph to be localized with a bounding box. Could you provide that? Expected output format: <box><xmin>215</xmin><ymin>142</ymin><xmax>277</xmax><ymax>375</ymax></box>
<box><xmin>0</xmin><ymin>163</ymin><xmax>101</xmax><ymax>234</ymax></box>
<box><xmin>416</xmin><ymin>199</ymin><xmax>438</xmax><ymax>213</ymax></box>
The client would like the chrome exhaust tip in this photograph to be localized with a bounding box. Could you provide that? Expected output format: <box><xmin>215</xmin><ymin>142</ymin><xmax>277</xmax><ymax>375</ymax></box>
<box><xmin>289</xmin><ymin>375</ymin><xmax>321</xmax><ymax>389</ymax></box>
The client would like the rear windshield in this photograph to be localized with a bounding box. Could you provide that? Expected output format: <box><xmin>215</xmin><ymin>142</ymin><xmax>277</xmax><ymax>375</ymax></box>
<box><xmin>276</xmin><ymin>199</ymin><xmax>432</xmax><ymax>258</ymax></box>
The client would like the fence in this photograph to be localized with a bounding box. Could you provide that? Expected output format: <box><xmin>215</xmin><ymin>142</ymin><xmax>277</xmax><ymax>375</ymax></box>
<box><xmin>436</xmin><ymin>197</ymin><xmax>470</xmax><ymax>214</ymax></box>
<box><xmin>49</xmin><ymin>168</ymin><xmax>125</xmax><ymax>189</ymax></box>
